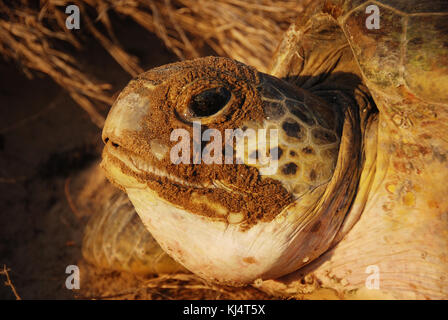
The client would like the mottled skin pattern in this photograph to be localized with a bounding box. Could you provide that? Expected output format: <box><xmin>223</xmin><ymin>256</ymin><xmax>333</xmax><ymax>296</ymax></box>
<box><xmin>83</xmin><ymin>0</ymin><xmax>448</xmax><ymax>299</ymax></box>
<box><xmin>256</xmin><ymin>73</ymin><xmax>341</xmax><ymax>197</ymax></box>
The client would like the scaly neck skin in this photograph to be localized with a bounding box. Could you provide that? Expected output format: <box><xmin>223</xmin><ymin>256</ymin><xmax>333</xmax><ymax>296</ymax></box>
<box><xmin>260</xmin><ymin>97</ymin><xmax>448</xmax><ymax>300</ymax></box>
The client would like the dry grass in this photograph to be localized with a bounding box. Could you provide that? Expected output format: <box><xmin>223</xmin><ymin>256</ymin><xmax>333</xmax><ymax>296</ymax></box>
<box><xmin>0</xmin><ymin>0</ymin><xmax>310</xmax><ymax>127</ymax></box>
<box><xmin>1</xmin><ymin>265</ymin><xmax>21</xmax><ymax>300</ymax></box>
<box><xmin>77</xmin><ymin>266</ymin><xmax>275</xmax><ymax>300</ymax></box>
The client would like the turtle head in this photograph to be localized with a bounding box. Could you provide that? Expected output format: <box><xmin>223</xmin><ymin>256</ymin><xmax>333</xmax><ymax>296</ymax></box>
<box><xmin>102</xmin><ymin>57</ymin><xmax>293</xmax><ymax>222</ymax></box>
<box><xmin>101</xmin><ymin>57</ymin><xmax>357</xmax><ymax>285</ymax></box>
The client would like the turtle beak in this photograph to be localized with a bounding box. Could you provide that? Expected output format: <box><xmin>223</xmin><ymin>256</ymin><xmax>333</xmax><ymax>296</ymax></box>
<box><xmin>101</xmin><ymin>89</ymin><xmax>155</xmax><ymax>190</ymax></box>
<box><xmin>102</xmin><ymin>91</ymin><xmax>151</xmax><ymax>149</ymax></box>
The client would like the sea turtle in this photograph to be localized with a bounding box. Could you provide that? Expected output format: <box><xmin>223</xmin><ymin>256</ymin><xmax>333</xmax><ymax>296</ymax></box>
<box><xmin>82</xmin><ymin>0</ymin><xmax>448</xmax><ymax>299</ymax></box>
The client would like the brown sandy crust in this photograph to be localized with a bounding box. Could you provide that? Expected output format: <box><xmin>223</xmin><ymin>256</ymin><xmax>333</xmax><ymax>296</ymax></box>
<box><xmin>103</xmin><ymin>57</ymin><xmax>296</xmax><ymax>229</ymax></box>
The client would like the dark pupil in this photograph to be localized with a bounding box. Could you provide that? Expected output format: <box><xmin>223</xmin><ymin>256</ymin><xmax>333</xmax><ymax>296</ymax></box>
<box><xmin>189</xmin><ymin>87</ymin><xmax>231</xmax><ymax>117</ymax></box>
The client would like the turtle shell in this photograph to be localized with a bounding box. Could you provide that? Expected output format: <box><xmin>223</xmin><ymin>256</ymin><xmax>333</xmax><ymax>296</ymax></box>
<box><xmin>333</xmin><ymin>0</ymin><xmax>448</xmax><ymax>105</ymax></box>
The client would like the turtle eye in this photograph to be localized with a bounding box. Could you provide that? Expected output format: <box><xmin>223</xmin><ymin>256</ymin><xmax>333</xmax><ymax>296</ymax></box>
<box><xmin>188</xmin><ymin>86</ymin><xmax>231</xmax><ymax>117</ymax></box>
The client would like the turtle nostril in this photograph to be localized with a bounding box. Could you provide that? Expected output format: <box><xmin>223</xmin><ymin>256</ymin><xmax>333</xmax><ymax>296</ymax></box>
<box><xmin>104</xmin><ymin>137</ymin><xmax>120</xmax><ymax>148</ymax></box>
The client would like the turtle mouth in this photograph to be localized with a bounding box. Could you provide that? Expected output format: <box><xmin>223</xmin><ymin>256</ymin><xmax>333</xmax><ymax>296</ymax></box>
<box><xmin>102</xmin><ymin>142</ymin><xmax>212</xmax><ymax>190</ymax></box>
